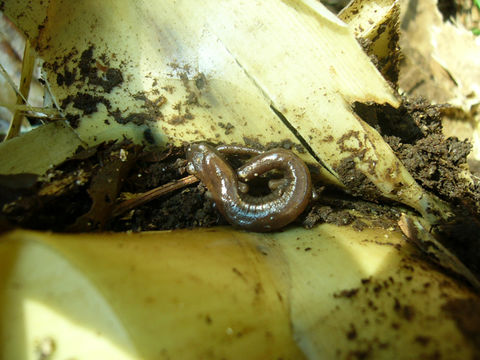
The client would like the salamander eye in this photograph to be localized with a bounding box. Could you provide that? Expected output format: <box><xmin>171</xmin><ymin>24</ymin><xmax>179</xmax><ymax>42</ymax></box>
<box><xmin>187</xmin><ymin>161</ymin><xmax>196</xmax><ymax>175</ymax></box>
<box><xmin>186</xmin><ymin>149</ymin><xmax>206</xmax><ymax>175</ymax></box>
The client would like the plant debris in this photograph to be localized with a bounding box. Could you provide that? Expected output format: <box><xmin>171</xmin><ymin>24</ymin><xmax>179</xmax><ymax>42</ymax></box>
<box><xmin>0</xmin><ymin>97</ymin><xmax>480</xmax><ymax>285</ymax></box>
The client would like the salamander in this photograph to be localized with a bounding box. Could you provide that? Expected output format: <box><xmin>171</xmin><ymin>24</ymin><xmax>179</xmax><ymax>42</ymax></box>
<box><xmin>185</xmin><ymin>143</ymin><xmax>312</xmax><ymax>232</ymax></box>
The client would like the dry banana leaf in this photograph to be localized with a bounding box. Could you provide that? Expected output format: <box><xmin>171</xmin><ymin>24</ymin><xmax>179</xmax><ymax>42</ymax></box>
<box><xmin>1</xmin><ymin>225</ymin><xmax>479</xmax><ymax>359</ymax></box>
<box><xmin>1</xmin><ymin>1</ymin><xmax>480</xmax><ymax>359</ymax></box>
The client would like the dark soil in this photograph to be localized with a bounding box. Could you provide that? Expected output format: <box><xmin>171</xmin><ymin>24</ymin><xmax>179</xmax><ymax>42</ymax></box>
<box><xmin>44</xmin><ymin>45</ymin><xmax>164</xmax><ymax>145</ymax></box>
<box><xmin>354</xmin><ymin>99</ymin><xmax>480</xmax><ymax>210</ymax></box>
<box><xmin>354</xmin><ymin>98</ymin><xmax>480</xmax><ymax>278</ymax></box>
<box><xmin>0</xmin><ymin>141</ymin><xmax>224</xmax><ymax>232</ymax></box>
<box><xmin>0</xmin><ymin>140</ymin><xmax>400</xmax><ymax>234</ymax></box>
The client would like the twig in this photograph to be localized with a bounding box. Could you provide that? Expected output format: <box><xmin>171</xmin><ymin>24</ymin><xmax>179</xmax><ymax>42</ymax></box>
<box><xmin>112</xmin><ymin>174</ymin><xmax>199</xmax><ymax>217</ymax></box>
<box><xmin>0</xmin><ymin>103</ymin><xmax>62</xmax><ymax>118</ymax></box>
<box><xmin>5</xmin><ymin>39</ymin><xmax>36</xmax><ymax>140</ymax></box>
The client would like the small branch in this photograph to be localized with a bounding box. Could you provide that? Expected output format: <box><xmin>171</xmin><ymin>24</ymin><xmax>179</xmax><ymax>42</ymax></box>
<box><xmin>0</xmin><ymin>103</ymin><xmax>62</xmax><ymax>119</ymax></box>
<box><xmin>112</xmin><ymin>174</ymin><xmax>199</xmax><ymax>218</ymax></box>
<box><xmin>5</xmin><ymin>39</ymin><xmax>36</xmax><ymax>140</ymax></box>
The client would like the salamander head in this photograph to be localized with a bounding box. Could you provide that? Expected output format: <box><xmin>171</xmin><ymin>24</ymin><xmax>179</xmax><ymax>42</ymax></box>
<box><xmin>186</xmin><ymin>143</ymin><xmax>211</xmax><ymax>175</ymax></box>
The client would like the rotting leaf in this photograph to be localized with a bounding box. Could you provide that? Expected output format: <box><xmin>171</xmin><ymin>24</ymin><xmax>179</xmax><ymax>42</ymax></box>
<box><xmin>1</xmin><ymin>168</ymin><xmax>91</xmax><ymax>231</ymax></box>
<box><xmin>38</xmin><ymin>169</ymin><xmax>91</xmax><ymax>197</ymax></box>
<box><xmin>68</xmin><ymin>142</ymin><xmax>141</xmax><ymax>232</ymax></box>
<box><xmin>0</xmin><ymin>174</ymin><xmax>39</xmax><ymax>230</ymax></box>
<box><xmin>398</xmin><ymin>214</ymin><xmax>480</xmax><ymax>291</ymax></box>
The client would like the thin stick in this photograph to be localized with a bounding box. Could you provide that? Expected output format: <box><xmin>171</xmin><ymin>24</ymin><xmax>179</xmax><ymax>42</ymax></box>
<box><xmin>0</xmin><ymin>103</ymin><xmax>62</xmax><ymax>117</ymax></box>
<box><xmin>0</xmin><ymin>63</ymin><xmax>28</xmax><ymax>104</ymax></box>
<box><xmin>112</xmin><ymin>174</ymin><xmax>199</xmax><ymax>217</ymax></box>
<box><xmin>5</xmin><ymin>39</ymin><xmax>36</xmax><ymax>140</ymax></box>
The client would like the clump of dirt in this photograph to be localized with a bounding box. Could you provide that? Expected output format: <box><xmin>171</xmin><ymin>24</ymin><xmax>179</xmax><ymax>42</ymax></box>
<box><xmin>334</xmin><ymin>156</ymin><xmax>385</xmax><ymax>203</ymax></box>
<box><xmin>301</xmin><ymin>187</ymin><xmax>401</xmax><ymax>231</ymax></box>
<box><xmin>44</xmin><ymin>45</ymin><xmax>166</xmax><ymax>144</ymax></box>
<box><xmin>354</xmin><ymin>98</ymin><xmax>480</xmax><ymax>212</ymax></box>
<box><xmin>78</xmin><ymin>46</ymin><xmax>124</xmax><ymax>93</ymax></box>
<box><xmin>354</xmin><ymin>97</ymin><xmax>480</xmax><ymax>278</ymax></box>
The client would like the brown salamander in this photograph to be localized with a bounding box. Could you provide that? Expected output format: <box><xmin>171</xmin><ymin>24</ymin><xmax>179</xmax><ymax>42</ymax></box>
<box><xmin>185</xmin><ymin>143</ymin><xmax>312</xmax><ymax>232</ymax></box>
